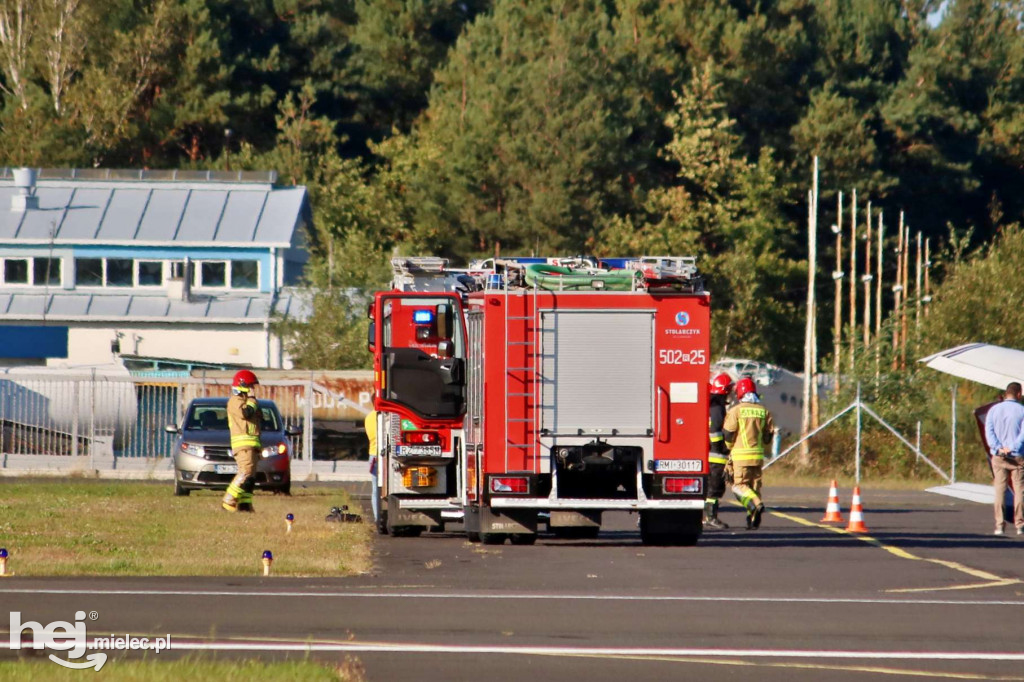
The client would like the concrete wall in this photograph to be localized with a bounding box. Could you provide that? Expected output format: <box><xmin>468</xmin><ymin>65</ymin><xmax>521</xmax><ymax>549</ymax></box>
<box><xmin>45</xmin><ymin>323</ymin><xmax>290</xmax><ymax>369</ymax></box>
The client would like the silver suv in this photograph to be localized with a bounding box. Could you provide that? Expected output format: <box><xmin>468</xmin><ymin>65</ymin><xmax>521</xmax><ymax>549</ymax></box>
<box><xmin>167</xmin><ymin>397</ymin><xmax>298</xmax><ymax>496</ymax></box>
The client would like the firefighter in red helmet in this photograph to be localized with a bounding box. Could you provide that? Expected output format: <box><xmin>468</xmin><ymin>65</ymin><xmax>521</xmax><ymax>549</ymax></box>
<box><xmin>705</xmin><ymin>373</ymin><xmax>734</xmax><ymax>530</ymax></box>
<box><xmin>223</xmin><ymin>369</ymin><xmax>261</xmax><ymax>512</ymax></box>
<box><xmin>723</xmin><ymin>375</ymin><xmax>775</xmax><ymax>530</ymax></box>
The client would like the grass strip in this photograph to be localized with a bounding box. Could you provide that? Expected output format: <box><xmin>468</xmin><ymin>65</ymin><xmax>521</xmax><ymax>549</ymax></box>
<box><xmin>0</xmin><ymin>481</ymin><xmax>371</xmax><ymax>576</ymax></box>
<box><xmin>0</xmin><ymin>657</ymin><xmax>365</xmax><ymax>681</ymax></box>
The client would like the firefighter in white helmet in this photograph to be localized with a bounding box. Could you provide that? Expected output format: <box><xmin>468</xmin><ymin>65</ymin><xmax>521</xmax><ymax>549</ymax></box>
<box><xmin>223</xmin><ymin>369</ymin><xmax>261</xmax><ymax>512</ymax></box>
<box><xmin>723</xmin><ymin>376</ymin><xmax>774</xmax><ymax>530</ymax></box>
<box><xmin>704</xmin><ymin>373</ymin><xmax>733</xmax><ymax>530</ymax></box>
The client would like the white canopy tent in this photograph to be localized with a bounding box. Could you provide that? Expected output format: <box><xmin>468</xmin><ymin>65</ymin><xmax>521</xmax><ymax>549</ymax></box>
<box><xmin>920</xmin><ymin>343</ymin><xmax>1024</xmax><ymax>390</ymax></box>
<box><xmin>918</xmin><ymin>342</ymin><xmax>1024</xmax><ymax>504</ymax></box>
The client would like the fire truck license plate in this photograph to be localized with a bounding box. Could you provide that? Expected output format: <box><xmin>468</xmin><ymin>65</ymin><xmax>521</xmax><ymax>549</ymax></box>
<box><xmin>655</xmin><ymin>459</ymin><xmax>702</xmax><ymax>472</ymax></box>
<box><xmin>399</xmin><ymin>445</ymin><xmax>443</xmax><ymax>456</ymax></box>
<box><xmin>214</xmin><ymin>464</ymin><xmax>238</xmax><ymax>474</ymax></box>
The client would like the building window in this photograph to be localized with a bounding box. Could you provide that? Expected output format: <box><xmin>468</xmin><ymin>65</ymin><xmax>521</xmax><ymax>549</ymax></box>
<box><xmin>231</xmin><ymin>260</ymin><xmax>259</xmax><ymax>289</ymax></box>
<box><xmin>137</xmin><ymin>261</ymin><xmax>163</xmax><ymax>286</ymax></box>
<box><xmin>3</xmin><ymin>259</ymin><xmax>28</xmax><ymax>284</ymax></box>
<box><xmin>199</xmin><ymin>261</ymin><xmax>226</xmax><ymax>287</ymax></box>
<box><xmin>106</xmin><ymin>258</ymin><xmax>133</xmax><ymax>287</ymax></box>
<box><xmin>75</xmin><ymin>258</ymin><xmax>103</xmax><ymax>286</ymax></box>
<box><xmin>32</xmin><ymin>257</ymin><xmax>61</xmax><ymax>286</ymax></box>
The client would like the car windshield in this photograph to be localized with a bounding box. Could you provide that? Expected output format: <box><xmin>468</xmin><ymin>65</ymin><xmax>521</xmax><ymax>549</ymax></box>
<box><xmin>185</xmin><ymin>405</ymin><xmax>280</xmax><ymax>431</ymax></box>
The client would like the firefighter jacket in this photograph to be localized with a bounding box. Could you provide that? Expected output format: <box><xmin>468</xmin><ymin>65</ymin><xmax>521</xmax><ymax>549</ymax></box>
<box><xmin>723</xmin><ymin>399</ymin><xmax>774</xmax><ymax>464</ymax></box>
<box><xmin>227</xmin><ymin>393</ymin><xmax>262</xmax><ymax>451</ymax></box>
<box><xmin>708</xmin><ymin>397</ymin><xmax>729</xmax><ymax>465</ymax></box>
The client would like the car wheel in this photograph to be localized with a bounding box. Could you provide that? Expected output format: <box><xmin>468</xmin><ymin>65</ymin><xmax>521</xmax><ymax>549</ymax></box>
<box><xmin>173</xmin><ymin>479</ymin><xmax>190</xmax><ymax>497</ymax></box>
<box><xmin>277</xmin><ymin>482</ymin><xmax>291</xmax><ymax>496</ymax></box>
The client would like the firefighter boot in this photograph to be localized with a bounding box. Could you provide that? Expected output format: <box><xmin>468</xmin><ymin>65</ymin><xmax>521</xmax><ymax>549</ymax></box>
<box><xmin>752</xmin><ymin>503</ymin><xmax>765</xmax><ymax>530</ymax></box>
<box><xmin>237</xmin><ymin>477</ymin><xmax>256</xmax><ymax>513</ymax></box>
<box><xmin>703</xmin><ymin>501</ymin><xmax>729</xmax><ymax>530</ymax></box>
<box><xmin>221</xmin><ymin>489</ymin><xmax>239</xmax><ymax>512</ymax></box>
<box><xmin>222</xmin><ymin>474</ymin><xmax>245</xmax><ymax>512</ymax></box>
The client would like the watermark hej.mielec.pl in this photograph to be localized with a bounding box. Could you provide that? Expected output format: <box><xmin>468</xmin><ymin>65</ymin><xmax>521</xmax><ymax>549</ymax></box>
<box><xmin>10</xmin><ymin>610</ymin><xmax>171</xmax><ymax>671</ymax></box>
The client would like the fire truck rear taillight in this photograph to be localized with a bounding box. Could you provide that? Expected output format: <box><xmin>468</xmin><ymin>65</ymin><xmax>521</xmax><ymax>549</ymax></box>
<box><xmin>489</xmin><ymin>477</ymin><xmax>529</xmax><ymax>494</ymax></box>
<box><xmin>402</xmin><ymin>431</ymin><xmax>439</xmax><ymax>445</ymax></box>
<box><xmin>663</xmin><ymin>477</ymin><xmax>702</xmax><ymax>495</ymax></box>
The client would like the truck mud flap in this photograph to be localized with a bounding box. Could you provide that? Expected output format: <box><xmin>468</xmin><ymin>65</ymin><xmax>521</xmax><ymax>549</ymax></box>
<box><xmin>387</xmin><ymin>496</ymin><xmax>442</xmax><ymax>528</ymax></box>
<box><xmin>465</xmin><ymin>505</ymin><xmax>538</xmax><ymax>536</ymax></box>
<box><xmin>549</xmin><ymin>510</ymin><xmax>601</xmax><ymax>528</ymax></box>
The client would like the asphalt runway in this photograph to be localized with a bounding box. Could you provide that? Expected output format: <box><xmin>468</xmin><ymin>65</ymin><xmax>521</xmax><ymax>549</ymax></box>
<box><xmin>2</xmin><ymin>486</ymin><xmax>1023</xmax><ymax>681</ymax></box>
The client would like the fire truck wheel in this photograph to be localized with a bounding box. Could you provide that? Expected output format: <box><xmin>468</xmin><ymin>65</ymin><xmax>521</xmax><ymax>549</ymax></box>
<box><xmin>376</xmin><ymin>510</ymin><xmax>389</xmax><ymax>535</ymax></box>
<box><xmin>480</xmin><ymin>533</ymin><xmax>508</xmax><ymax>545</ymax></box>
<box><xmin>466</xmin><ymin>531</ymin><xmax>481</xmax><ymax>543</ymax></box>
<box><xmin>390</xmin><ymin>525</ymin><xmax>424</xmax><ymax>537</ymax></box>
<box><xmin>552</xmin><ymin>527</ymin><xmax>599</xmax><ymax>540</ymax></box>
<box><xmin>509</xmin><ymin>534</ymin><xmax>537</xmax><ymax>545</ymax></box>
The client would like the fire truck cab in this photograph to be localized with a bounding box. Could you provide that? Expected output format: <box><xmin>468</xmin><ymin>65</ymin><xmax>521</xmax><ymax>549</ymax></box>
<box><xmin>368</xmin><ymin>258</ymin><xmax>469</xmax><ymax>536</ymax></box>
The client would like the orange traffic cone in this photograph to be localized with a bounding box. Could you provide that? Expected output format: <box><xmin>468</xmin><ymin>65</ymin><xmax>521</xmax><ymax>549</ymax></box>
<box><xmin>821</xmin><ymin>480</ymin><xmax>844</xmax><ymax>522</ymax></box>
<box><xmin>845</xmin><ymin>486</ymin><xmax>869</xmax><ymax>533</ymax></box>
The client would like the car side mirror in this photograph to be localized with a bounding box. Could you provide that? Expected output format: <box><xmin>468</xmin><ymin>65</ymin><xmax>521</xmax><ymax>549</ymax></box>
<box><xmin>164</xmin><ymin>424</ymin><xmax>179</xmax><ymax>434</ymax></box>
<box><xmin>285</xmin><ymin>425</ymin><xmax>302</xmax><ymax>437</ymax></box>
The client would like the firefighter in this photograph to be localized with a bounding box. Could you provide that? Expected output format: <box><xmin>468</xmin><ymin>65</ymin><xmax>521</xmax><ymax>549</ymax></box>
<box><xmin>704</xmin><ymin>373</ymin><xmax>733</xmax><ymax>530</ymax></box>
<box><xmin>223</xmin><ymin>370</ymin><xmax>261</xmax><ymax>513</ymax></box>
<box><xmin>723</xmin><ymin>376</ymin><xmax>775</xmax><ymax>530</ymax></box>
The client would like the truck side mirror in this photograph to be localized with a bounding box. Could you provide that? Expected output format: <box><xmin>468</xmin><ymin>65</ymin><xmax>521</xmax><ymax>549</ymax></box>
<box><xmin>436</xmin><ymin>303</ymin><xmax>454</xmax><ymax>340</ymax></box>
<box><xmin>367</xmin><ymin>321</ymin><xmax>376</xmax><ymax>352</ymax></box>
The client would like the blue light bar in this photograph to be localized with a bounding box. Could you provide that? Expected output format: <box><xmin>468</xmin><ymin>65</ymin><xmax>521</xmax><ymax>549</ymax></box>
<box><xmin>413</xmin><ymin>310</ymin><xmax>434</xmax><ymax>324</ymax></box>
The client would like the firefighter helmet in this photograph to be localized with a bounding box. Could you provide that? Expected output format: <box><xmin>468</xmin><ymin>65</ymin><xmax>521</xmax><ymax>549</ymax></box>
<box><xmin>232</xmin><ymin>369</ymin><xmax>259</xmax><ymax>392</ymax></box>
<box><xmin>734</xmin><ymin>376</ymin><xmax>756</xmax><ymax>400</ymax></box>
<box><xmin>710</xmin><ymin>373</ymin><xmax>734</xmax><ymax>395</ymax></box>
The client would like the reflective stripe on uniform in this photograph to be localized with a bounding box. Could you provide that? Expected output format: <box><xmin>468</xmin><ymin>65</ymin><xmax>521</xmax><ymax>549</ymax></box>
<box><xmin>709</xmin><ymin>455</ymin><xmax>729</xmax><ymax>464</ymax></box>
<box><xmin>231</xmin><ymin>435</ymin><xmax>261</xmax><ymax>450</ymax></box>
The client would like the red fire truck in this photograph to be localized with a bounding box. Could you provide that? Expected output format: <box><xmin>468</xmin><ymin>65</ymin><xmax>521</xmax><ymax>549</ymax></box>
<box><xmin>369</xmin><ymin>256</ymin><xmax>711</xmax><ymax>545</ymax></box>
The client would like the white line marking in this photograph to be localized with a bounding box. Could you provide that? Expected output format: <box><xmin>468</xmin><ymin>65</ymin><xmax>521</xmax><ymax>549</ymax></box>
<box><xmin>4</xmin><ymin>640</ymin><xmax>1016</xmax><ymax>661</ymax></box>
<box><xmin>0</xmin><ymin>588</ymin><xmax>1020</xmax><ymax>606</ymax></box>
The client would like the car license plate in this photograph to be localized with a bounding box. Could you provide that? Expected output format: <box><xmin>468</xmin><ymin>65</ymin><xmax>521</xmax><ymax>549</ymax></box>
<box><xmin>214</xmin><ymin>464</ymin><xmax>238</xmax><ymax>474</ymax></box>
<box><xmin>654</xmin><ymin>459</ymin><xmax>702</xmax><ymax>472</ymax></box>
<box><xmin>398</xmin><ymin>445</ymin><xmax>443</xmax><ymax>456</ymax></box>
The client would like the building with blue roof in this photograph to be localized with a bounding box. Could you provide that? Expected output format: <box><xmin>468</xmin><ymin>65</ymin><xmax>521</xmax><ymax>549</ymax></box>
<box><xmin>0</xmin><ymin>168</ymin><xmax>311</xmax><ymax>370</ymax></box>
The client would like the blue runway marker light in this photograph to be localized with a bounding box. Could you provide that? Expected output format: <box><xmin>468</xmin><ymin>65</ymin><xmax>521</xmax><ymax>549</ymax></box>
<box><xmin>0</xmin><ymin>548</ymin><xmax>7</xmax><ymax>559</ymax></box>
<box><xmin>262</xmin><ymin>550</ymin><xmax>273</xmax><ymax>576</ymax></box>
<box><xmin>413</xmin><ymin>310</ymin><xmax>434</xmax><ymax>324</ymax></box>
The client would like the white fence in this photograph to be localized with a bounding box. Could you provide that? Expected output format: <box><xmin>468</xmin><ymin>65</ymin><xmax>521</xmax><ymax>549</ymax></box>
<box><xmin>0</xmin><ymin>374</ymin><xmax>370</xmax><ymax>479</ymax></box>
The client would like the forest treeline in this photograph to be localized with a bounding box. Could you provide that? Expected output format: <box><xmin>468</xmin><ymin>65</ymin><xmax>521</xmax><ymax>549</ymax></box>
<box><xmin>5</xmin><ymin>0</ymin><xmax>1024</xmax><ymax>378</ymax></box>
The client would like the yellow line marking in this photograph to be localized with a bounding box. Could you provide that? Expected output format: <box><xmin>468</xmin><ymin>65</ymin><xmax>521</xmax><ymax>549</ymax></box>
<box><xmin>766</xmin><ymin>509</ymin><xmax>1022</xmax><ymax>592</ymax></box>
<box><xmin>555</xmin><ymin>653</ymin><xmax>1024</xmax><ymax>680</ymax></box>
<box><xmin>888</xmin><ymin>579</ymin><xmax>1021</xmax><ymax>594</ymax></box>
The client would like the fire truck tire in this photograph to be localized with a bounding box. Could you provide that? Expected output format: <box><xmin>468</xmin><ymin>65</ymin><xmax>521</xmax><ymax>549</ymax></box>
<box><xmin>390</xmin><ymin>525</ymin><xmax>424</xmax><ymax>537</ymax></box>
<box><xmin>376</xmin><ymin>510</ymin><xmax>389</xmax><ymax>535</ymax></box>
<box><xmin>509</xmin><ymin>533</ymin><xmax>537</xmax><ymax>545</ymax></box>
<box><xmin>480</xmin><ymin>533</ymin><xmax>508</xmax><ymax>545</ymax></box>
<box><xmin>466</xmin><ymin>531</ymin><xmax>481</xmax><ymax>543</ymax></box>
<box><xmin>552</xmin><ymin>527</ymin><xmax>600</xmax><ymax>540</ymax></box>
<box><xmin>639</xmin><ymin>511</ymin><xmax>702</xmax><ymax>546</ymax></box>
